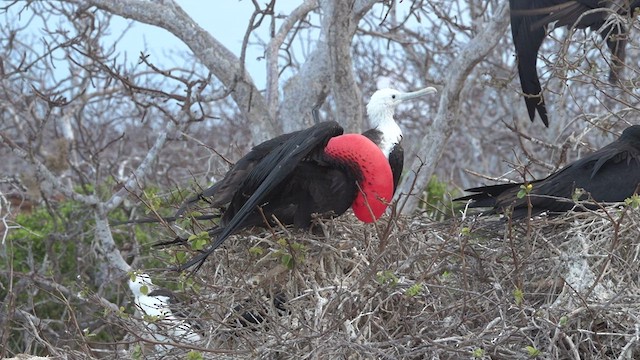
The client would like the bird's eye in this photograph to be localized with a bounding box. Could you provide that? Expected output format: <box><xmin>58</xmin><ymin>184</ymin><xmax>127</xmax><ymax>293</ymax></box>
<box><xmin>391</xmin><ymin>95</ymin><xmax>396</xmax><ymax>99</ymax></box>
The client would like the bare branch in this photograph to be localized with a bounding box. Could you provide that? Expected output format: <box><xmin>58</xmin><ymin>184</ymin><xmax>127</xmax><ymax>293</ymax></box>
<box><xmin>397</xmin><ymin>2</ymin><xmax>511</xmax><ymax>214</ymax></box>
<box><xmin>278</xmin><ymin>0</ymin><xmax>376</xmax><ymax>133</ymax></box>
<box><xmin>266</xmin><ymin>0</ymin><xmax>318</xmax><ymax>119</ymax></box>
<box><xmin>0</xmin><ymin>132</ymin><xmax>99</xmax><ymax>206</ymax></box>
<box><xmin>62</xmin><ymin>0</ymin><xmax>278</xmax><ymax>141</ymax></box>
<box><xmin>105</xmin><ymin>120</ymin><xmax>177</xmax><ymax>212</ymax></box>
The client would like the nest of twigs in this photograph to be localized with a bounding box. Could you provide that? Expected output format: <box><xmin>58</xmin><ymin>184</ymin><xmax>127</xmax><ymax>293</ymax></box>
<box><xmin>109</xmin><ymin>203</ymin><xmax>640</xmax><ymax>360</ymax></box>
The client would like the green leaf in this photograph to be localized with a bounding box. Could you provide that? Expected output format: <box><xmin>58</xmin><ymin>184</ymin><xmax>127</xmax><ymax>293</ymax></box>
<box><xmin>525</xmin><ymin>345</ymin><xmax>541</xmax><ymax>357</ymax></box>
<box><xmin>571</xmin><ymin>188</ymin><xmax>585</xmax><ymax>202</ymax></box>
<box><xmin>513</xmin><ymin>287</ymin><xmax>524</xmax><ymax>306</ymax></box>
<box><xmin>439</xmin><ymin>270</ymin><xmax>452</xmax><ymax>282</ymax></box>
<box><xmin>175</xmin><ymin>252</ymin><xmax>187</xmax><ymax>264</ymax></box>
<box><xmin>281</xmin><ymin>254</ymin><xmax>294</xmax><ymax>269</ymax></box>
<box><xmin>186</xmin><ymin>351</ymin><xmax>204</xmax><ymax>360</ymax></box>
<box><xmin>187</xmin><ymin>231</ymin><xmax>209</xmax><ymax>242</ymax></box>
<box><xmin>472</xmin><ymin>348</ymin><xmax>485</xmax><ymax>358</ymax></box>
<box><xmin>517</xmin><ymin>184</ymin><xmax>533</xmax><ymax>199</ymax></box>
<box><xmin>376</xmin><ymin>270</ymin><xmax>398</xmax><ymax>286</ymax></box>
<box><xmin>249</xmin><ymin>246</ymin><xmax>264</xmax><ymax>256</ymax></box>
<box><xmin>624</xmin><ymin>194</ymin><xmax>640</xmax><ymax>208</ymax></box>
<box><xmin>405</xmin><ymin>283</ymin><xmax>423</xmax><ymax>297</ymax></box>
<box><xmin>193</xmin><ymin>238</ymin><xmax>208</xmax><ymax>251</ymax></box>
<box><xmin>559</xmin><ymin>316</ymin><xmax>568</xmax><ymax>327</ymax></box>
<box><xmin>131</xmin><ymin>344</ymin><xmax>143</xmax><ymax>360</ymax></box>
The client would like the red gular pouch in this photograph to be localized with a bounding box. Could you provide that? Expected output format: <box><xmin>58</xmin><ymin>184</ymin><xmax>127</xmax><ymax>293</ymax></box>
<box><xmin>324</xmin><ymin>134</ymin><xmax>394</xmax><ymax>222</ymax></box>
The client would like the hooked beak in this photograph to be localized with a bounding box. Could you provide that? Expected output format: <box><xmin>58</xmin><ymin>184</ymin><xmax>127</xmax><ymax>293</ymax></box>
<box><xmin>397</xmin><ymin>87</ymin><xmax>437</xmax><ymax>102</ymax></box>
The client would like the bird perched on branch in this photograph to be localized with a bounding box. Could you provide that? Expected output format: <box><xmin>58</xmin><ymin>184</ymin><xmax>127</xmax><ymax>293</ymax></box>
<box><xmin>455</xmin><ymin>125</ymin><xmax>640</xmax><ymax>219</ymax></box>
<box><xmin>173</xmin><ymin>87</ymin><xmax>437</xmax><ymax>271</ymax></box>
<box><xmin>509</xmin><ymin>0</ymin><xmax>640</xmax><ymax>126</ymax></box>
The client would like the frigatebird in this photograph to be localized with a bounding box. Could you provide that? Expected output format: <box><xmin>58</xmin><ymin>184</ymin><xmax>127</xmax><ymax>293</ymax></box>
<box><xmin>128</xmin><ymin>273</ymin><xmax>203</xmax><ymax>345</ymax></box>
<box><xmin>456</xmin><ymin>125</ymin><xmax>640</xmax><ymax>219</ymax></box>
<box><xmin>510</xmin><ymin>0</ymin><xmax>640</xmax><ymax>126</ymax></box>
<box><xmin>175</xmin><ymin>87</ymin><xmax>437</xmax><ymax>271</ymax></box>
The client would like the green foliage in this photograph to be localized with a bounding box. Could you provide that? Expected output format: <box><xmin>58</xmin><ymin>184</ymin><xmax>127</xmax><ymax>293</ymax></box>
<box><xmin>472</xmin><ymin>348</ymin><xmax>485</xmax><ymax>358</ymax></box>
<box><xmin>188</xmin><ymin>231</ymin><xmax>210</xmax><ymax>251</ymax></box>
<box><xmin>186</xmin><ymin>350</ymin><xmax>204</xmax><ymax>360</ymax></box>
<box><xmin>517</xmin><ymin>183</ymin><xmax>533</xmax><ymax>199</ymax></box>
<box><xmin>142</xmin><ymin>314</ymin><xmax>161</xmax><ymax>322</ymax></box>
<box><xmin>249</xmin><ymin>246</ymin><xmax>265</xmax><ymax>257</ymax></box>
<box><xmin>376</xmin><ymin>270</ymin><xmax>398</xmax><ymax>286</ymax></box>
<box><xmin>131</xmin><ymin>344</ymin><xmax>143</xmax><ymax>360</ymax></box>
<box><xmin>625</xmin><ymin>194</ymin><xmax>640</xmax><ymax>209</ymax></box>
<box><xmin>74</xmin><ymin>182</ymin><xmax>95</xmax><ymax>195</ymax></box>
<box><xmin>426</xmin><ymin>175</ymin><xmax>448</xmax><ymax>205</ymax></box>
<box><xmin>439</xmin><ymin>270</ymin><xmax>452</xmax><ymax>282</ymax></box>
<box><xmin>571</xmin><ymin>188</ymin><xmax>585</xmax><ymax>202</ymax></box>
<box><xmin>405</xmin><ymin>283</ymin><xmax>423</xmax><ymax>297</ymax></box>
<box><xmin>174</xmin><ymin>251</ymin><xmax>188</xmax><ymax>265</ymax></box>
<box><xmin>513</xmin><ymin>287</ymin><xmax>524</xmax><ymax>306</ymax></box>
<box><xmin>273</xmin><ymin>238</ymin><xmax>307</xmax><ymax>270</ymax></box>
<box><xmin>176</xmin><ymin>272</ymin><xmax>200</xmax><ymax>293</ymax></box>
<box><xmin>5</xmin><ymin>200</ymin><xmax>86</xmax><ymax>276</ymax></box>
<box><xmin>0</xmin><ymin>194</ymin><xmax>170</xmax><ymax>355</ymax></box>
<box><xmin>420</xmin><ymin>175</ymin><xmax>458</xmax><ymax>220</ymax></box>
<box><xmin>82</xmin><ymin>327</ymin><xmax>97</xmax><ymax>338</ymax></box>
<box><xmin>177</xmin><ymin>210</ymin><xmax>213</xmax><ymax>230</ymax></box>
<box><xmin>558</xmin><ymin>315</ymin><xmax>568</xmax><ymax>327</ymax></box>
<box><xmin>142</xmin><ymin>187</ymin><xmax>163</xmax><ymax>215</ymax></box>
<box><xmin>525</xmin><ymin>345</ymin><xmax>541</xmax><ymax>357</ymax></box>
<box><xmin>116</xmin><ymin>306</ymin><xmax>128</xmax><ymax>319</ymax></box>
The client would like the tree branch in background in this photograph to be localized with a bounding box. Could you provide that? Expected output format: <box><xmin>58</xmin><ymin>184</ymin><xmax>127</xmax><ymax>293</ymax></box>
<box><xmin>0</xmin><ymin>132</ymin><xmax>99</xmax><ymax>206</ymax></box>
<box><xmin>278</xmin><ymin>0</ymin><xmax>376</xmax><ymax>133</ymax></box>
<box><xmin>64</xmin><ymin>0</ymin><xmax>277</xmax><ymax>141</ymax></box>
<box><xmin>397</xmin><ymin>2</ymin><xmax>510</xmax><ymax>214</ymax></box>
<box><xmin>325</xmin><ymin>0</ymin><xmax>363</xmax><ymax>133</ymax></box>
<box><xmin>265</xmin><ymin>0</ymin><xmax>318</xmax><ymax>119</ymax></box>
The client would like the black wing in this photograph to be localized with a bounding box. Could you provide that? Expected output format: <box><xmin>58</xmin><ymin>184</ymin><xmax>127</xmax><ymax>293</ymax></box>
<box><xmin>175</xmin><ymin>129</ymin><xmax>306</xmax><ymax>217</ymax></box>
<box><xmin>388</xmin><ymin>144</ymin><xmax>404</xmax><ymax>193</ymax></box>
<box><xmin>455</xmin><ymin>182</ymin><xmax>522</xmax><ymax>209</ymax></box>
<box><xmin>509</xmin><ymin>0</ymin><xmax>639</xmax><ymax>126</ymax></box>
<box><xmin>457</xmin><ymin>126</ymin><xmax>640</xmax><ymax>218</ymax></box>
<box><xmin>178</xmin><ymin>121</ymin><xmax>345</xmax><ymax>271</ymax></box>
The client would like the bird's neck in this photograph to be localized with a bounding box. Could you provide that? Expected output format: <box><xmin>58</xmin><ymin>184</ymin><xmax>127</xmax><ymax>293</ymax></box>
<box><xmin>369</xmin><ymin>115</ymin><xmax>402</xmax><ymax>158</ymax></box>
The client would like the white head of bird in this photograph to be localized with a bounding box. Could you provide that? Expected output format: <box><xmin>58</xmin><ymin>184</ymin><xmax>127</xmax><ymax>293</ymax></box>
<box><xmin>366</xmin><ymin>87</ymin><xmax>437</xmax><ymax>156</ymax></box>
<box><xmin>128</xmin><ymin>273</ymin><xmax>154</xmax><ymax>297</ymax></box>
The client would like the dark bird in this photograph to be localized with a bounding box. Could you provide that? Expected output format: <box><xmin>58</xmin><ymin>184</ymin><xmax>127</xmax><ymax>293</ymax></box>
<box><xmin>175</xmin><ymin>87</ymin><xmax>437</xmax><ymax>271</ymax></box>
<box><xmin>456</xmin><ymin>125</ymin><xmax>640</xmax><ymax>219</ymax></box>
<box><xmin>510</xmin><ymin>0</ymin><xmax>640</xmax><ymax>126</ymax></box>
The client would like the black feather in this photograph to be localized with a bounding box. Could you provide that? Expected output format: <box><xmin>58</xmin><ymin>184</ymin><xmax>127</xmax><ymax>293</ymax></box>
<box><xmin>456</xmin><ymin>125</ymin><xmax>640</xmax><ymax>219</ymax></box>
<box><xmin>509</xmin><ymin>0</ymin><xmax>640</xmax><ymax>126</ymax></box>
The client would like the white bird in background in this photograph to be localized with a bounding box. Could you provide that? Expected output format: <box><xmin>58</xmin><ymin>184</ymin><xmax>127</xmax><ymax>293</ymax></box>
<box><xmin>127</xmin><ymin>273</ymin><xmax>202</xmax><ymax>349</ymax></box>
